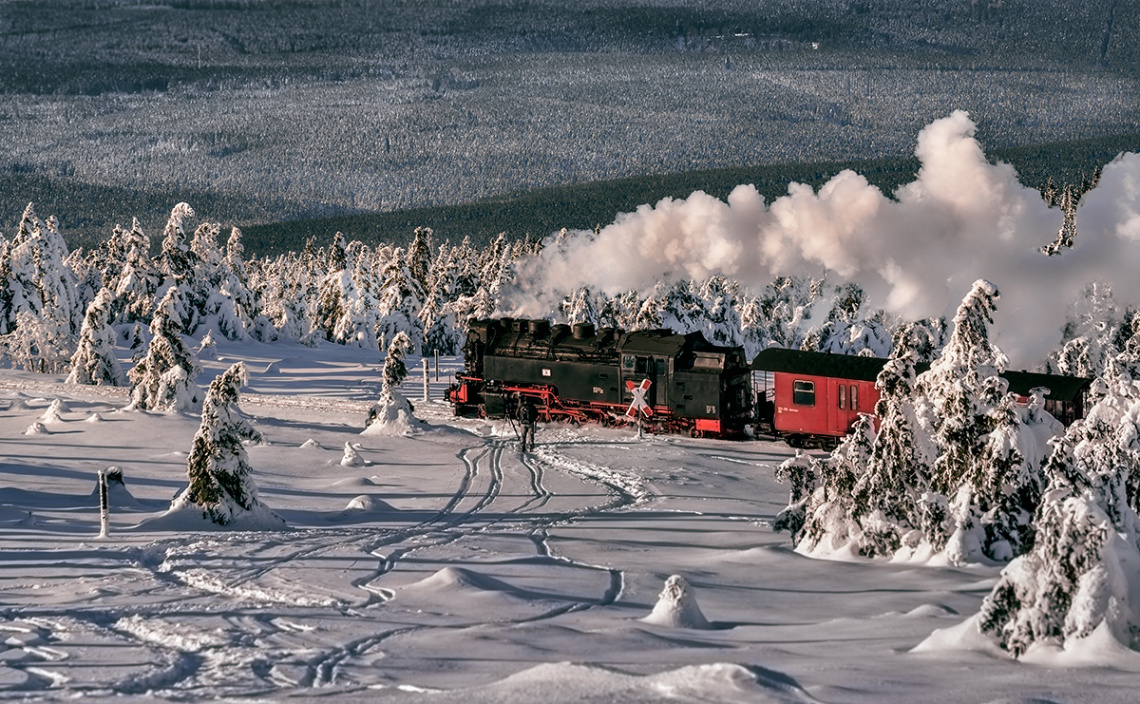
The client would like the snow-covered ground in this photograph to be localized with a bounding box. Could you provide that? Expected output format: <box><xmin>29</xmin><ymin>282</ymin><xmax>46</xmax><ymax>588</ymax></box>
<box><xmin>3</xmin><ymin>340</ymin><xmax>1139</xmax><ymax>703</ymax></box>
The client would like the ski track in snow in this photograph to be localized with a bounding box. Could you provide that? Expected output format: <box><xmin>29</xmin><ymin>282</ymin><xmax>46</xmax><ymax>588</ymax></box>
<box><xmin>306</xmin><ymin>436</ymin><xmax>640</xmax><ymax>686</ymax></box>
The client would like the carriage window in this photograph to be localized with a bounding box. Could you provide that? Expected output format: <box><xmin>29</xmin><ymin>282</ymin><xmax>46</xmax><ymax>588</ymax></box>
<box><xmin>838</xmin><ymin>385</ymin><xmax>846</xmax><ymax>410</ymax></box>
<box><xmin>792</xmin><ymin>380</ymin><xmax>815</xmax><ymax>406</ymax></box>
<box><xmin>850</xmin><ymin>385</ymin><xmax>858</xmax><ymax>411</ymax></box>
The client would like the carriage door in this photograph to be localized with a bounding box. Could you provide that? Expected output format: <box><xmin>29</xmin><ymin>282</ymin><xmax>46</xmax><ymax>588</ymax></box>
<box><xmin>829</xmin><ymin>378</ymin><xmax>857</xmax><ymax>432</ymax></box>
<box><xmin>828</xmin><ymin>378</ymin><xmax>860</xmax><ymax>435</ymax></box>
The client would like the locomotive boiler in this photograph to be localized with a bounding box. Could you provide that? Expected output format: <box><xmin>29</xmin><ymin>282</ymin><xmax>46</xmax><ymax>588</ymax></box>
<box><xmin>447</xmin><ymin>318</ymin><xmax>753</xmax><ymax>438</ymax></box>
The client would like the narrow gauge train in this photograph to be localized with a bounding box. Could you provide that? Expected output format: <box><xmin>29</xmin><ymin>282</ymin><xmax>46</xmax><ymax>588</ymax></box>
<box><xmin>447</xmin><ymin>318</ymin><xmax>753</xmax><ymax>437</ymax></box>
<box><xmin>751</xmin><ymin>348</ymin><xmax>1093</xmax><ymax>449</ymax></box>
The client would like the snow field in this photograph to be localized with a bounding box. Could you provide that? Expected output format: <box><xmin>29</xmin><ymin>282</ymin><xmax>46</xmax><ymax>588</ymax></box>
<box><xmin>3</xmin><ymin>341</ymin><xmax>1140</xmax><ymax>702</ymax></box>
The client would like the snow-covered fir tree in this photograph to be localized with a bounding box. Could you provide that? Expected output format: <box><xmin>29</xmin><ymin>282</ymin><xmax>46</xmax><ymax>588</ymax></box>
<box><xmin>375</xmin><ymin>246</ymin><xmax>426</xmax><ymax>353</ymax></box>
<box><xmin>0</xmin><ymin>204</ymin><xmax>81</xmax><ymax>369</ymax></box>
<box><xmin>973</xmin><ymin>369</ymin><xmax>1140</xmax><ymax>656</ymax></box>
<box><xmin>66</xmin><ymin>288</ymin><xmax>126</xmax><ymax>386</ymax></box>
<box><xmin>364</xmin><ymin>331</ymin><xmax>418</xmax><ymax>434</ymax></box>
<box><xmin>127</xmin><ymin>286</ymin><xmax>199</xmax><ymax>412</ymax></box>
<box><xmin>171</xmin><ymin>362</ymin><xmax>276</xmax><ymax>526</ymax></box>
<box><xmin>778</xmin><ymin>284</ymin><xmax>1065</xmax><ymax>564</ymax></box>
<box><xmin>112</xmin><ymin>218</ymin><xmax>162</xmax><ymax>325</ymax></box>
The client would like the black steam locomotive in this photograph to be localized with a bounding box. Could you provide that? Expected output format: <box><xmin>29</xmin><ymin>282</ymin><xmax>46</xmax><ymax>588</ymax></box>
<box><xmin>447</xmin><ymin>318</ymin><xmax>753</xmax><ymax>437</ymax></box>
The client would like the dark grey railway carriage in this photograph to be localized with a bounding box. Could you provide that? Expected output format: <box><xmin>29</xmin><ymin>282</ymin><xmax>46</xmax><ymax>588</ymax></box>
<box><xmin>448</xmin><ymin>318</ymin><xmax>752</xmax><ymax>437</ymax></box>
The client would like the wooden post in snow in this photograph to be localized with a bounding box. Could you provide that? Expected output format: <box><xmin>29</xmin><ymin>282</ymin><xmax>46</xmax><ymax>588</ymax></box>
<box><xmin>97</xmin><ymin>468</ymin><xmax>109</xmax><ymax>538</ymax></box>
<box><xmin>434</xmin><ymin>350</ymin><xmax>439</xmax><ymax>381</ymax></box>
<box><xmin>422</xmin><ymin>357</ymin><xmax>430</xmax><ymax>402</ymax></box>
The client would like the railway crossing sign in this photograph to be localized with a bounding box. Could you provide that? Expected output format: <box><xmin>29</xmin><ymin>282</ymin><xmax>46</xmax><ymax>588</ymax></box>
<box><xmin>626</xmin><ymin>378</ymin><xmax>653</xmax><ymax>416</ymax></box>
<box><xmin>626</xmin><ymin>378</ymin><xmax>653</xmax><ymax>439</ymax></box>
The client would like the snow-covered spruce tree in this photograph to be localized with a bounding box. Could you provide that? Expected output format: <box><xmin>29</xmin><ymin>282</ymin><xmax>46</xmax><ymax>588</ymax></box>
<box><xmin>375</xmin><ymin>246</ymin><xmax>425</xmax><ymax>354</ymax></box>
<box><xmin>158</xmin><ymin>203</ymin><xmax>198</xmax><ymax>289</ymax></box>
<box><xmin>127</xmin><ymin>286</ymin><xmax>199</xmax><ymax>412</ymax></box>
<box><xmin>172</xmin><ymin>362</ymin><xmax>275</xmax><ymax>526</ymax></box>
<box><xmin>111</xmin><ymin>218</ymin><xmax>162</xmax><ymax>324</ymax></box>
<box><xmin>314</xmin><ymin>239</ymin><xmax>383</xmax><ymax>348</ymax></box>
<box><xmin>0</xmin><ymin>204</ymin><xmax>81</xmax><ymax>369</ymax></box>
<box><xmin>205</xmin><ymin>227</ymin><xmax>257</xmax><ymax>341</ymax></box>
<box><xmin>698</xmin><ymin>276</ymin><xmax>744</xmax><ymax>348</ymax></box>
<box><xmin>972</xmin><ymin>373</ymin><xmax>1140</xmax><ymax>658</ymax></box>
<box><xmin>781</xmin><ymin>322</ymin><xmax>935</xmax><ymax>558</ymax></box>
<box><xmin>66</xmin><ymin>288</ymin><xmax>126</xmax><ymax>386</ymax></box>
<box><xmin>773</xmin><ymin>450</ymin><xmax>821</xmax><ymax>542</ymax></box>
<box><xmin>920</xmin><ymin>280</ymin><xmax>1009</xmax><ymax>496</ymax></box>
<box><xmin>364</xmin><ymin>331</ymin><xmax>417</xmax><ymax>434</ymax></box>
<box><xmin>2</xmin><ymin>310</ymin><xmax>72</xmax><ymax>373</ymax></box>
<box><xmin>850</xmin><ymin>349</ymin><xmax>936</xmax><ymax>556</ymax></box>
<box><xmin>561</xmin><ymin>286</ymin><xmax>600</xmax><ymax>326</ymax></box>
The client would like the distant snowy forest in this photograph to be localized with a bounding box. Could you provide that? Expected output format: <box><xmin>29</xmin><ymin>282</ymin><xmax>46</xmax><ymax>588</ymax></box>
<box><xmin>3</xmin><ymin>186</ymin><xmax>1132</xmax><ymax>384</ymax></box>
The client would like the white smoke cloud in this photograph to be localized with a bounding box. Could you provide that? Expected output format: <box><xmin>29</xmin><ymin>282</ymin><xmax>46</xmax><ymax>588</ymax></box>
<box><xmin>509</xmin><ymin>110</ymin><xmax>1140</xmax><ymax>366</ymax></box>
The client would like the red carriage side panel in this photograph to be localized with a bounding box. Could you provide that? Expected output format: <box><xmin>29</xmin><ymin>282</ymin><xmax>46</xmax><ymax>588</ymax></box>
<box><xmin>773</xmin><ymin>372</ymin><xmax>880</xmax><ymax>439</ymax></box>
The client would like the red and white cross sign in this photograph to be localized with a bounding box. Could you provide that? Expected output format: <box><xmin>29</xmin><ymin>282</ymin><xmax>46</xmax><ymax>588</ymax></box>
<box><xmin>625</xmin><ymin>378</ymin><xmax>653</xmax><ymax>416</ymax></box>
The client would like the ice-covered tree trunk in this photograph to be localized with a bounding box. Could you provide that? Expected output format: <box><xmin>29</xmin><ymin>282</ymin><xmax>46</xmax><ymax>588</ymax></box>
<box><xmin>66</xmin><ymin>288</ymin><xmax>126</xmax><ymax>386</ymax></box>
<box><xmin>127</xmin><ymin>287</ymin><xmax>199</xmax><ymax>412</ymax></box>
<box><xmin>172</xmin><ymin>362</ymin><xmax>269</xmax><ymax>526</ymax></box>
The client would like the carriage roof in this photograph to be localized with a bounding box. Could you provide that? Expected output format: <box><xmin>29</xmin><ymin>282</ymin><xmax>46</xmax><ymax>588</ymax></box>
<box><xmin>750</xmin><ymin>348</ymin><xmax>1092</xmax><ymax>403</ymax></box>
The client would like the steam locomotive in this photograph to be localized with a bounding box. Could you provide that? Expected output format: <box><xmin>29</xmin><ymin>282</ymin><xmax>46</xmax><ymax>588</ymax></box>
<box><xmin>447</xmin><ymin>319</ymin><xmax>1093</xmax><ymax>445</ymax></box>
<box><xmin>447</xmin><ymin>318</ymin><xmax>753</xmax><ymax>438</ymax></box>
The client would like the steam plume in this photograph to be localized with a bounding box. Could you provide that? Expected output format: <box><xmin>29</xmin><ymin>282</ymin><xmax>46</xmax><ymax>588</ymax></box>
<box><xmin>510</xmin><ymin>111</ymin><xmax>1140</xmax><ymax>365</ymax></box>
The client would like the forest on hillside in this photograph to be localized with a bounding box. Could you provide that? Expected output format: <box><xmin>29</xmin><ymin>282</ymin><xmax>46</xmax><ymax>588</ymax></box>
<box><xmin>3</xmin><ymin>0</ymin><xmax>1137</xmax><ymax>248</ymax></box>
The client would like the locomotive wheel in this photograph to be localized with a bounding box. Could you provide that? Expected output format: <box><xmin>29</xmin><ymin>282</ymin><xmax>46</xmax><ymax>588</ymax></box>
<box><xmin>690</xmin><ymin>428</ymin><xmax>703</xmax><ymax>439</ymax></box>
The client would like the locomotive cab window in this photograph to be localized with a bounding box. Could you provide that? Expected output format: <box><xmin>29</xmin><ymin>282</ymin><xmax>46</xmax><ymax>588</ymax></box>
<box><xmin>792</xmin><ymin>380</ymin><xmax>815</xmax><ymax>406</ymax></box>
<box><xmin>635</xmin><ymin>357</ymin><xmax>649</xmax><ymax>374</ymax></box>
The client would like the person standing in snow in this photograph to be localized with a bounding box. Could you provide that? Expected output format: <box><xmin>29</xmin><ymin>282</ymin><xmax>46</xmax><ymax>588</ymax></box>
<box><xmin>518</xmin><ymin>398</ymin><xmax>537</xmax><ymax>452</ymax></box>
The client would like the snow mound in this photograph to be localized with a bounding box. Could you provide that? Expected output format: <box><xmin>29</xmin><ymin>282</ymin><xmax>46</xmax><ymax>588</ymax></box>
<box><xmin>39</xmin><ymin>398</ymin><xmax>70</xmax><ymax>423</ymax></box>
<box><xmin>362</xmin><ymin>390</ymin><xmax>421</xmax><ymax>436</ymax></box>
<box><xmin>325</xmin><ymin>494</ymin><xmax>395</xmax><ymax>523</ymax></box>
<box><xmin>641</xmin><ymin>574</ymin><xmax>712</xmax><ymax>629</ymax></box>
<box><xmin>469</xmin><ymin>662</ymin><xmax>814</xmax><ymax>704</ymax></box>
<box><xmin>331</xmin><ymin>476</ymin><xmax>382</xmax><ymax>488</ymax></box>
<box><xmin>300</xmin><ymin>439</ymin><xmax>323</xmax><ymax>449</ymax></box>
<box><xmin>407</xmin><ymin>567</ymin><xmax>527</xmax><ymax>598</ymax></box>
<box><xmin>137</xmin><ymin>501</ymin><xmax>288</xmax><ymax>532</ymax></box>
<box><xmin>904</xmin><ymin>604</ymin><xmax>959</xmax><ymax>619</ymax></box>
<box><xmin>85</xmin><ymin>412</ymin><xmax>104</xmax><ymax>423</ymax></box>
<box><xmin>24</xmin><ymin>421</ymin><xmax>49</xmax><ymax>436</ymax></box>
<box><xmin>911</xmin><ymin>614</ymin><xmax>1007</xmax><ymax>657</ymax></box>
<box><xmin>1019</xmin><ymin>620</ymin><xmax>1140</xmax><ymax>670</ymax></box>
<box><xmin>340</xmin><ymin>442</ymin><xmax>367</xmax><ymax>466</ymax></box>
<box><xmin>89</xmin><ymin>468</ymin><xmax>150</xmax><ymax>509</ymax></box>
